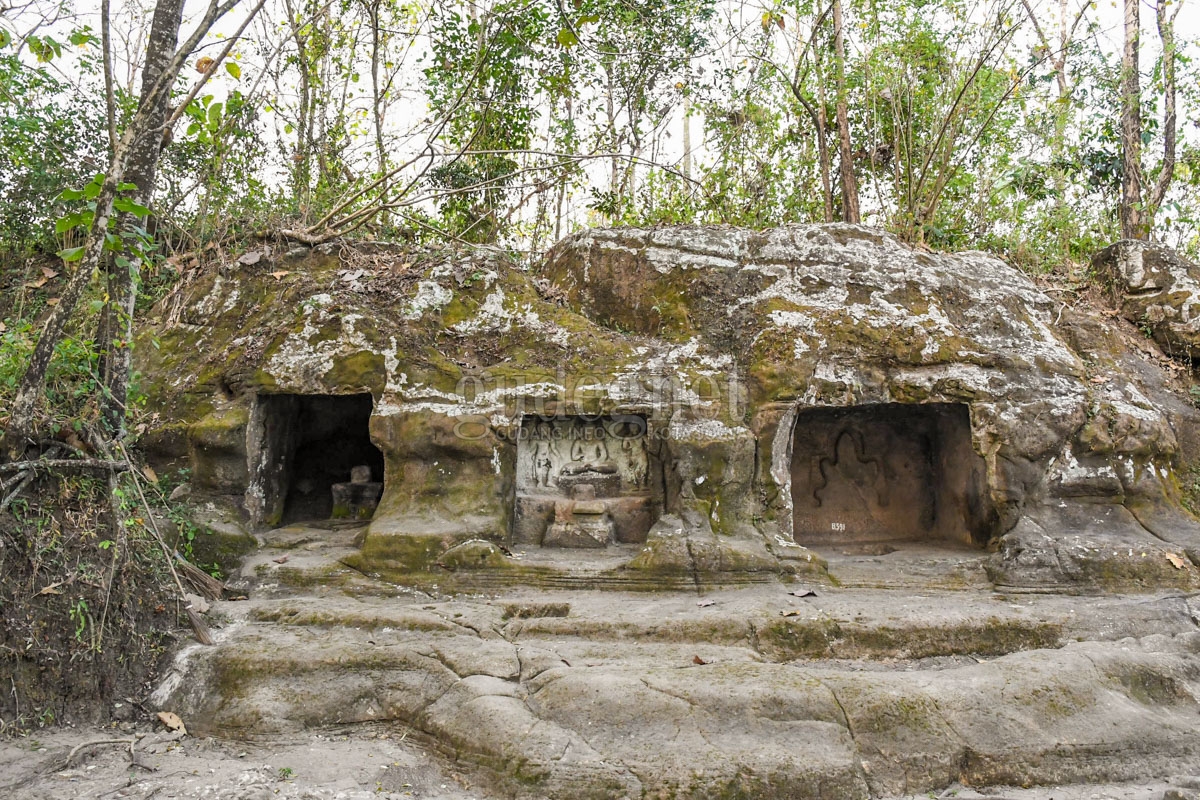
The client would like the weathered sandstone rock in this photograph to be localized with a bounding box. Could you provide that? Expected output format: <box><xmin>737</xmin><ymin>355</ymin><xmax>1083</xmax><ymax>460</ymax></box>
<box><xmin>135</xmin><ymin>225</ymin><xmax>1200</xmax><ymax>591</ymax></box>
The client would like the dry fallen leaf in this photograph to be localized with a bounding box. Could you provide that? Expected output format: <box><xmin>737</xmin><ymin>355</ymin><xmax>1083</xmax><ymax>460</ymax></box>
<box><xmin>1166</xmin><ymin>552</ymin><xmax>1187</xmax><ymax>569</ymax></box>
<box><xmin>269</xmin><ymin>270</ymin><xmax>290</xmax><ymax>281</ymax></box>
<box><xmin>273</xmin><ymin>555</ymin><xmax>289</xmax><ymax>564</ymax></box>
<box><xmin>23</xmin><ymin>277</ymin><xmax>47</xmax><ymax>289</ymax></box>
<box><xmin>1089</xmin><ymin>375</ymin><xmax>1110</xmax><ymax>384</ymax></box>
<box><xmin>156</xmin><ymin>711</ymin><xmax>188</xmax><ymax>735</ymax></box>
<box><xmin>0</xmin><ymin>320</ymin><xmax>7</xmax><ymax>332</ymax></box>
<box><xmin>142</xmin><ymin>465</ymin><xmax>159</xmax><ymax>484</ymax></box>
<box><xmin>780</xmin><ymin>609</ymin><xmax>803</xmax><ymax>617</ymax></box>
<box><xmin>61</xmin><ymin>430</ymin><xmax>88</xmax><ymax>453</ymax></box>
<box><xmin>36</xmin><ymin>581</ymin><xmax>64</xmax><ymax>596</ymax></box>
<box><xmin>45</xmin><ymin>298</ymin><xmax>59</xmax><ymax>306</ymax></box>
<box><xmin>692</xmin><ymin>655</ymin><xmax>709</xmax><ymax>665</ymax></box>
<box><xmin>41</xmin><ymin>266</ymin><xmax>59</xmax><ymax>279</ymax></box>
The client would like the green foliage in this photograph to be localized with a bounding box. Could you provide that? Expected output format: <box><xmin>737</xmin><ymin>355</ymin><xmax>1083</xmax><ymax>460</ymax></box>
<box><xmin>165</xmin><ymin>88</ymin><xmax>275</xmax><ymax>242</ymax></box>
<box><xmin>2</xmin><ymin>0</ymin><xmax>1200</xmax><ymax>287</ymax></box>
<box><xmin>424</xmin><ymin>0</ymin><xmax>552</xmax><ymax>241</ymax></box>
<box><xmin>1</xmin><ymin>470</ymin><xmax>176</xmax><ymax>730</ymax></box>
<box><xmin>0</xmin><ymin>54</ymin><xmax>105</xmax><ymax>256</ymax></box>
<box><xmin>0</xmin><ymin>319</ymin><xmax>100</xmax><ymax>427</ymax></box>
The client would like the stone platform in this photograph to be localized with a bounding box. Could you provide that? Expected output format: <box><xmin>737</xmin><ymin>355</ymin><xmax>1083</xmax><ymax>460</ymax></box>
<box><xmin>152</xmin><ymin>524</ymin><xmax>1200</xmax><ymax>800</ymax></box>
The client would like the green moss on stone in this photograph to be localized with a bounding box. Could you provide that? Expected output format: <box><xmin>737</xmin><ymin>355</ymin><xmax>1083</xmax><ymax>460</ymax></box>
<box><xmin>323</xmin><ymin>350</ymin><xmax>387</xmax><ymax>394</ymax></box>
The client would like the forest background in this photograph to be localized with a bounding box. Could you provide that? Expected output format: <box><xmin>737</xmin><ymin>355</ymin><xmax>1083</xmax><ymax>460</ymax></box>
<box><xmin>2</xmin><ymin>0</ymin><xmax>1198</xmax><ymax>274</ymax></box>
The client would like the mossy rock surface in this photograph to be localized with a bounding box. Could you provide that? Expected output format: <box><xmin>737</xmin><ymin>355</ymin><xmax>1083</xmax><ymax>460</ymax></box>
<box><xmin>135</xmin><ymin>227</ymin><xmax>1200</xmax><ymax>591</ymax></box>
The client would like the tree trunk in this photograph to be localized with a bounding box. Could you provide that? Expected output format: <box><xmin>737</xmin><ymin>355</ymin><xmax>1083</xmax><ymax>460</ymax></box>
<box><xmin>682</xmin><ymin>91</ymin><xmax>692</xmax><ymax>181</ymax></box>
<box><xmin>832</xmin><ymin>0</ymin><xmax>859</xmax><ymax>223</ymax></box>
<box><xmin>795</xmin><ymin>43</ymin><xmax>834</xmax><ymax>223</ymax></box>
<box><xmin>285</xmin><ymin>0</ymin><xmax>314</xmax><ymax>215</ymax></box>
<box><xmin>97</xmin><ymin>0</ymin><xmax>186</xmax><ymax>437</ymax></box>
<box><xmin>3</xmin><ymin>178</ymin><xmax>119</xmax><ymax>459</ymax></box>
<box><xmin>367</xmin><ymin>0</ymin><xmax>386</xmax><ymax>181</ymax></box>
<box><xmin>2</xmin><ymin>0</ymin><xmax>247</xmax><ymax>460</ymax></box>
<box><xmin>1119</xmin><ymin>0</ymin><xmax>1144</xmax><ymax>239</ymax></box>
<box><xmin>1146</xmin><ymin>0</ymin><xmax>1181</xmax><ymax>231</ymax></box>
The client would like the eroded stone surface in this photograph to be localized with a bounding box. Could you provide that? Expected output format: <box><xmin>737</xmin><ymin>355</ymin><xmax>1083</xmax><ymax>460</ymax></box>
<box><xmin>151</xmin><ymin>549</ymin><xmax>1200</xmax><ymax>800</ymax></box>
<box><xmin>1094</xmin><ymin>240</ymin><xmax>1200</xmax><ymax>359</ymax></box>
<box><xmin>135</xmin><ymin>225</ymin><xmax>1200</xmax><ymax>590</ymax></box>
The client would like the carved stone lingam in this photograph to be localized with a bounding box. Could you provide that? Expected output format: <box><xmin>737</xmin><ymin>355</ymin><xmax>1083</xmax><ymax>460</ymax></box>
<box><xmin>513</xmin><ymin>416</ymin><xmax>655</xmax><ymax>548</ymax></box>
<box><xmin>331</xmin><ymin>464</ymin><xmax>383</xmax><ymax>520</ymax></box>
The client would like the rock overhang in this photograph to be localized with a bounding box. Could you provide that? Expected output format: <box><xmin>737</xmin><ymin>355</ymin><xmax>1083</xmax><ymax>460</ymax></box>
<box><xmin>135</xmin><ymin>224</ymin><xmax>1200</xmax><ymax>590</ymax></box>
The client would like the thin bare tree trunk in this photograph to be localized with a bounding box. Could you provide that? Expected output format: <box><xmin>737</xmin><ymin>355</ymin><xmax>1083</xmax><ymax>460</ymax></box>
<box><xmin>682</xmin><ymin>92</ymin><xmax>692</xmax><ymax>181</ymax></box>
<box><xmin>832</xmin><ymin>0</ymin><xmax>859</xmax><ymax>222</ymax></box>
<box><xmin>4</xmin><ymin>180</ymin><xmax>118</xmax><ymax>459</ymax></box>
<box><xmin>367</xmin><ymin>0</ymin><xmax>386</xmax><ymax>181</ymax></box>
<box><xmin>792</xmin><ymin>31</ymin><xmax>834</xmax><ymax>223</ymax></box>
<box><xmin>604</xmin><ymin>63</ymin><xmax>619</xmax><ymax>208</ymax></box>
<box><xmin>97</xmin><ymin>0</ymin><xmax>186</xmax><ymax>437</ymax></box>
<box><xmin>2</xmin><ymin>0</ymin><xmax>247</xmax><ymax>460</ymax></box>
<box><xmin>1119</xmin><ymin>0</ymin><xmax>1144</xmax><ymax>239</ymax></box>
<box><xmin>1146</xmin><ymin>0</ymin><xmax>1182</xmax><ymax>230</ymax></box>
<box><xmin>285</xmin><ymin>0</ymin><xmax>314</xmax><ymax>215</ymax></box>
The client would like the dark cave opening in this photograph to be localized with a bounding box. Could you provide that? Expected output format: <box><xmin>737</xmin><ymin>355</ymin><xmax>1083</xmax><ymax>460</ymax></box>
<box><xmin>252</xmin><ymin>393</ymin><xmax>384</xmax><ymax>525</ymax></box>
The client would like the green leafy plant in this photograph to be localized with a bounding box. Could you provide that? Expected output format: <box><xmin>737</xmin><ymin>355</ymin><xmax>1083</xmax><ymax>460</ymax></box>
<box><xmin>68</xmin><ymin>598</ymin><xmax>90</xmax><ymax>644</ymax></box>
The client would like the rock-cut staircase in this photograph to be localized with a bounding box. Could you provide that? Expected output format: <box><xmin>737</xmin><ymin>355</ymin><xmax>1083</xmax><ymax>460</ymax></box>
<box><xmin>152</xmin><ymin>524</ymin><xmax>1200</xmax><ymax>799</ymax></box>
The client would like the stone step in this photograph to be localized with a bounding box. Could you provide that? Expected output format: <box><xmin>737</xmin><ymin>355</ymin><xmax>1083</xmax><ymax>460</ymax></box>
<box><xmin>188</xmin><ymin>528</ymin><xmax>1200</xmax><ymax>798</ymax></box>
<box><xmin>221</xmin><ymin>583</ymin><xmax>1200</xmax><ymax>659</ymax></box>
<box><xmin>154</xmin><ymin>596</ymin><xmax>1200</xmax><ymax>800</ymax></box>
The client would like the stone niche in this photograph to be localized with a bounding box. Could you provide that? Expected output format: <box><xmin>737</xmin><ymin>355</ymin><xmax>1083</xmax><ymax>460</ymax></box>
<box><xmin>791</xmin><ymin>403</ymin><xmax>997</xmax><ymax>548</ymax></box>
<box><xmin>512</xmin><ymin>415</ymin><xmax>660</xmax><ymax>548</ymax></box>
<box><xmin>246</xmin><ymin>393</ymin><xmax>385</xmax><ymax>526</ymax></box>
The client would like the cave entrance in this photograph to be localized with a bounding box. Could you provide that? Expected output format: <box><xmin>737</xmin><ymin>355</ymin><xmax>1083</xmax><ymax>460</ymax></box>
<box><xmin>247</xmin><ymin>393</ymin><xmax>384</xmax><ymax>527</ymax></box>
<box><xmin>790</xmin><ymin>403</ymin><xmax>995</xmax><ymax>549</ymax></box>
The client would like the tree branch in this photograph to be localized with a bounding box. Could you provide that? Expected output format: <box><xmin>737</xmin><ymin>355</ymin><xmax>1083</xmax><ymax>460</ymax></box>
<box><xmin>1147</xmin><ymin>0</ymin><xmax>1182</xmax><ymax>213</ymax></box>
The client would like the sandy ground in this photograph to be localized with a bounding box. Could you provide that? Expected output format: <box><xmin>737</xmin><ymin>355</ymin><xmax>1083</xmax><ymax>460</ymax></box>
<box><xmin>0</xmin><ymin>723</ymin><xmax>485</xmax><ymax>800</ymax></box>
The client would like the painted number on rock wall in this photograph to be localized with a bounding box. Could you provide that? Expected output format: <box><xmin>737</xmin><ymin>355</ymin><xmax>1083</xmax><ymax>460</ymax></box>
<box><xmin>830</xmin><ymin>522</ymin><xmax>846</xmax><ymax>532</ymax></box>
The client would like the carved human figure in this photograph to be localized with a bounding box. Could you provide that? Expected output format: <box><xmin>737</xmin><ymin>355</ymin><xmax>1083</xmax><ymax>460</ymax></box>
<box><xmin>529</xmin><ymin>422</ymin><xmax>557</xmax><ymax>488</ymax></box>
<box><xmin>562</xmin><ymin>420</ymin><xmax>617</xmax><ymax>475</ymax></box>
<box><xmin>621</xmin><ymin>434</ymin><xmax>648</xmax><ymax>488</ymax></box>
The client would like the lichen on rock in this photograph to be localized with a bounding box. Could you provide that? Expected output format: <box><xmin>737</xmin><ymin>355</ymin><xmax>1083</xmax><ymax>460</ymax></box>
<box><xmin>134</xmin><ymin>225</ymin><xmax>1200</xmax><ymax>590</ymax></box>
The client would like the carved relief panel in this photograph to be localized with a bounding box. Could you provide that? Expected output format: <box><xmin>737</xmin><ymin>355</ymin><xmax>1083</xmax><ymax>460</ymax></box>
<box><xmin>513</xmin><ymin>415</ymin><xmax>657</xmax><ymax>547</ymax></box>
<box><xmin>516</xmin><ymin>416</ymin><xmax>650</xmax><ymax>497</ymax></box>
